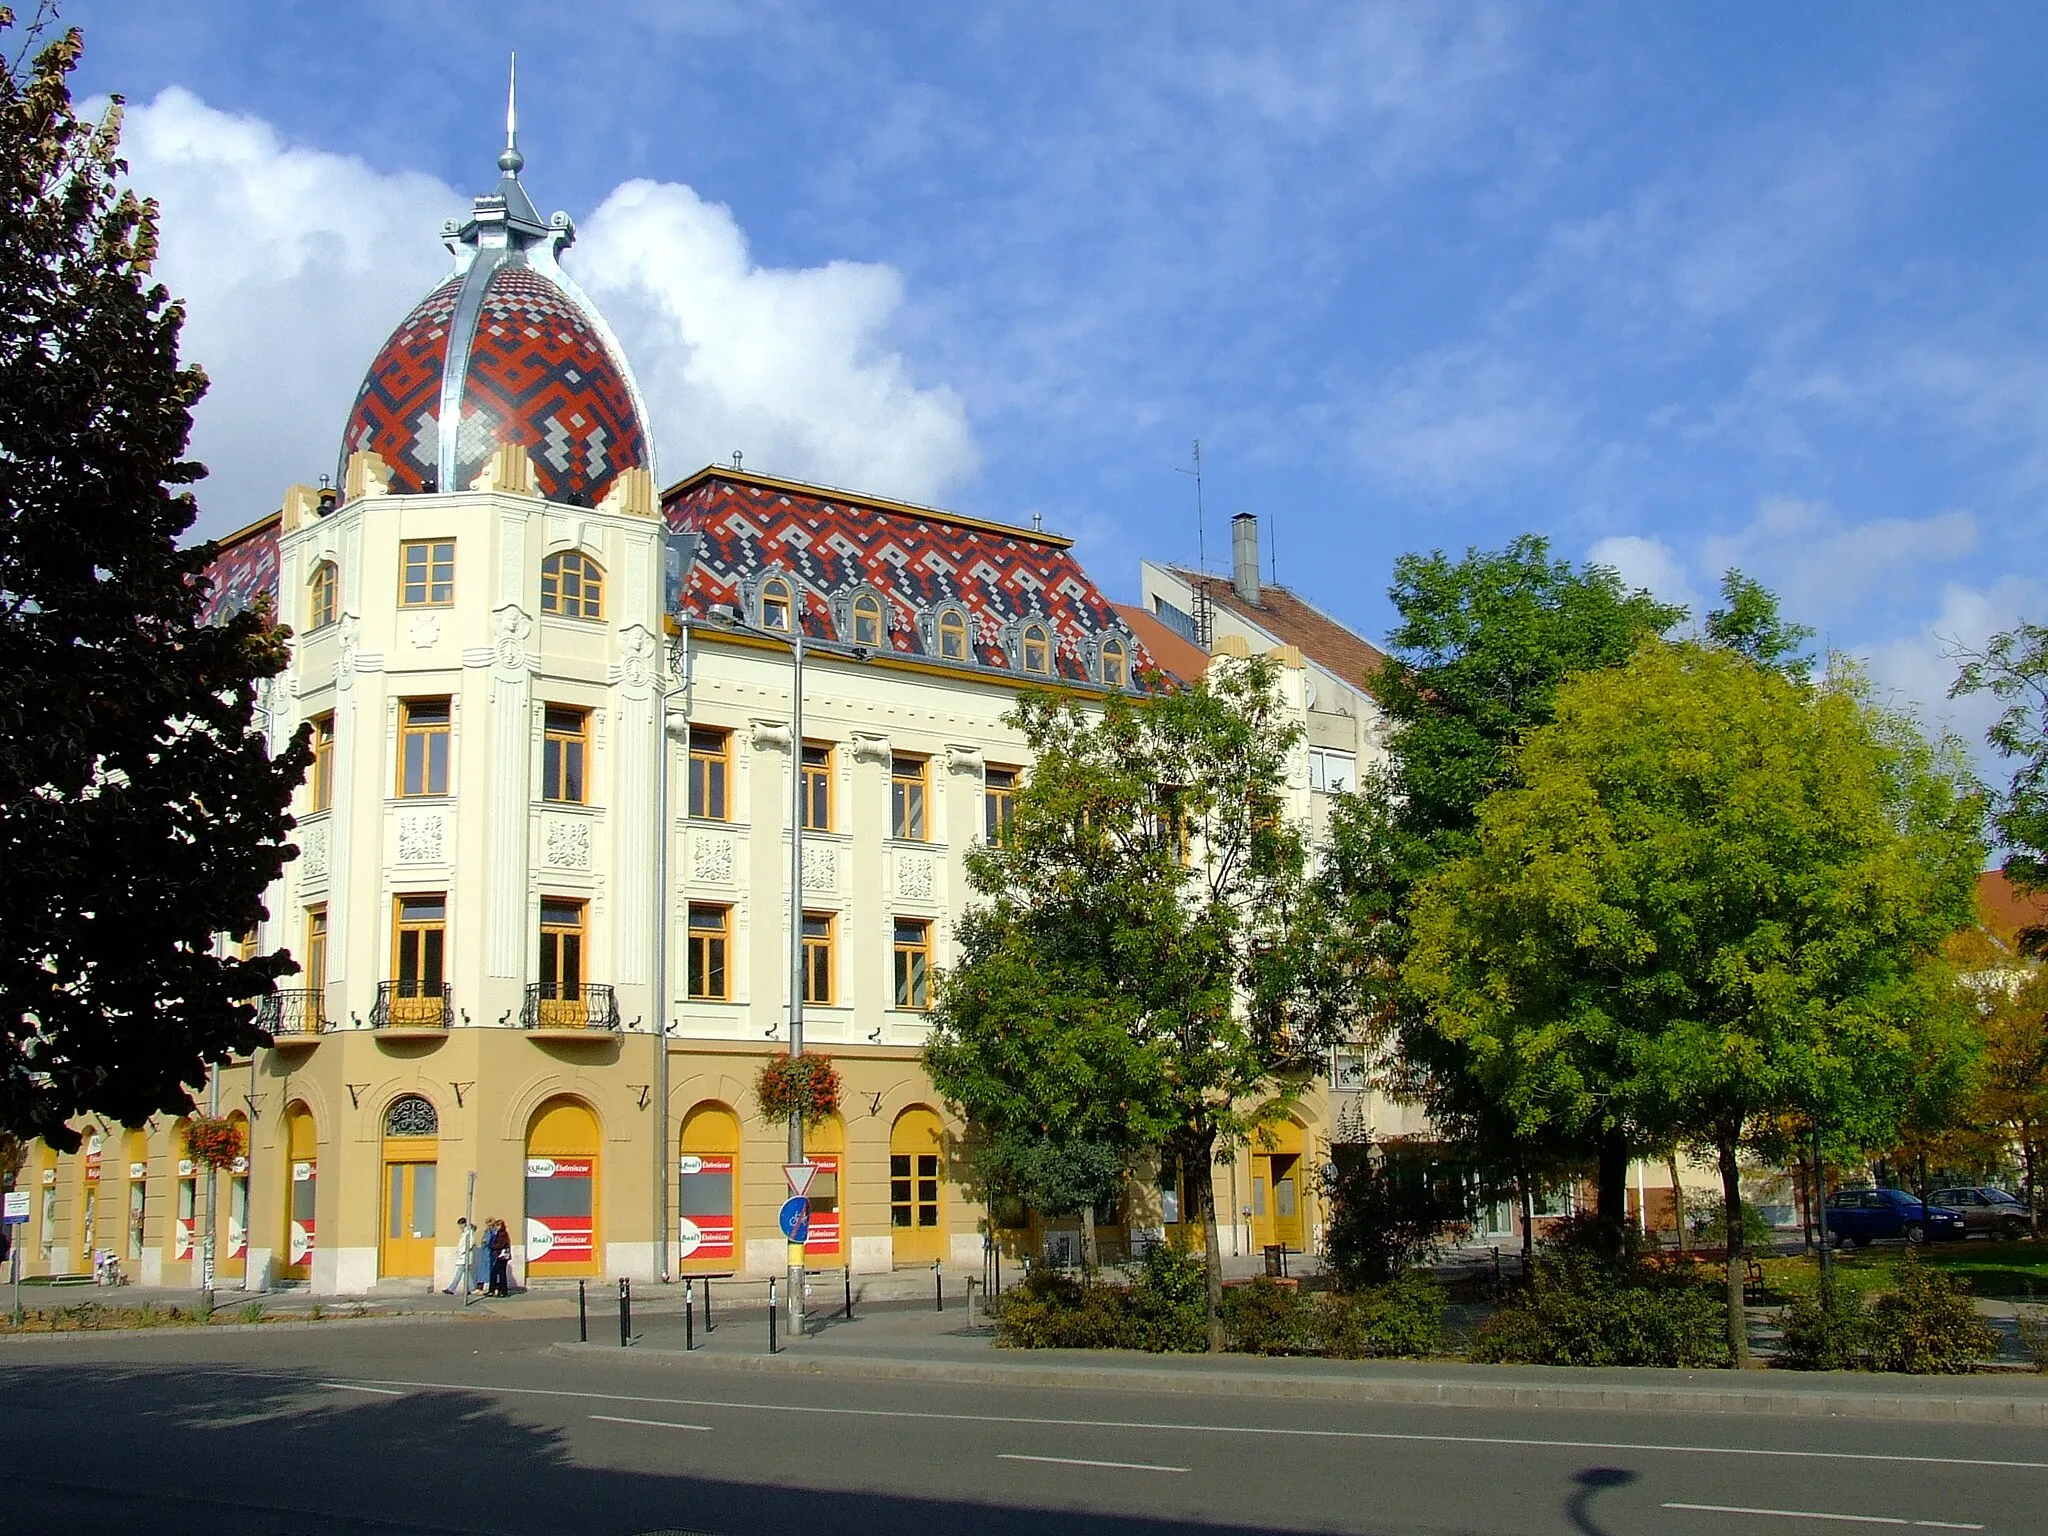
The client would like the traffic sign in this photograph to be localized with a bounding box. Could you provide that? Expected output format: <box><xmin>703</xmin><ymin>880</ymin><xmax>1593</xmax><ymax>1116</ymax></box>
<box><xmin>2</xmin><ymin>1192</ymin><xmax>27</xmax><ymax>1225</ymax></box>
<box><xmin>777</xmin><ymin>1196</ymin><xmax>811</xmax><ymax>1243</ymax></box>
<box><xmin>783</xmin><ymin>1161</ymin><xmax>817</xmax><ymax>1196</ymax></box>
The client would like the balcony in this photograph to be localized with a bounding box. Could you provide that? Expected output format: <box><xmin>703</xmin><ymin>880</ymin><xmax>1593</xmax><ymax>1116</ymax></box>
<box><xmin>522</xmin><ymin>982</ymin><xmax>619</xmax><ymax>1033</ymax></box>
<box><xmin>257</xmin><ymin>988</ymin><xmax>328</xmax><ymax>1039</ymax></box>
<box><xmin>372</xmin><ymin>980</ymin><xmax>452</xmax><ymax>1033</ymax></box>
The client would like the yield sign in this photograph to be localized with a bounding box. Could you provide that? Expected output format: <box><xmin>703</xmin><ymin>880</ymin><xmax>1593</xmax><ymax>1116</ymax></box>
<box><xmin>783</xmin><ymin>1161</ymin><xmax>818</xmax><ymax>1197</ymax></box>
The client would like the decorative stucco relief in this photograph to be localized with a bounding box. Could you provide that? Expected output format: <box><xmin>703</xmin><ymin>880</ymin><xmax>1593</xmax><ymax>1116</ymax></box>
<box><xmin>543</xmin><ymin>815</ymin><xmax>591</xmax><ymax>870</ymax></box>
<box><xmin>691</xmin><ymin>835</ymin><xmax>734</xmax><ymax>885</ymax></box>
<box><xmin>802</xmin><ymin>842</ymin><xmax>838</xmax><ymax>893</ymax></box>
<box><xmin>396</xmin><ymin>811</ymin><xmax>445</xmax><ymax>864</ymax></box>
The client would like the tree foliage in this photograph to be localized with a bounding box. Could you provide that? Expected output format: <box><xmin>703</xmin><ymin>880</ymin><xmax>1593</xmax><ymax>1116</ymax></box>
<box><xmin>0</xmin><ymin>10</ymin><xmax>308</xmax><ymax>1146</ymax></box>
<box><xmin>925</xmin><ymin>658</ymin><xmax>1338</xmax><ymax>1346</ymax></box>
<box><xmin>1952</xmin><ymin>621</ymin><xmax>2048</xmax><ymax>949</ymax></box>
<box><xmin>1403</xmin><ymin>639</ymin><xmax>1984</xmax><ymax>1362</ymax></box>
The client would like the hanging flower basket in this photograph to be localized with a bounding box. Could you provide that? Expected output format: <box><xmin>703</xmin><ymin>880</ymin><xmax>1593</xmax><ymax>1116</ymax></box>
<box><xmin>183</xmin><ymin>1116</ymin><xmax>243</xmax><ymax>1171</ymax></box>
<box><xmin>755</xmin><ymin>1052</ymin><xmax>842</xmax><ymax>1127</ymax></box>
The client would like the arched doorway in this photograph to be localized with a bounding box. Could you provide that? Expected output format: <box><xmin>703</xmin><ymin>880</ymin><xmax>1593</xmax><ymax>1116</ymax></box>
<box><xmin>218</xmin><ymin>1111</ymin><xmax>249</xmax><ymax>1282</ymax></box>
<box><xmin>1250</xmin><ymin>1118</ymin><xmax>1307</xmax><ymax>1254</ymax></box>
<box><xmin>282</xmin><ymin>1102</ymin><xmax>317</xmax><ymax>1283</ymax></box>
<box><xmin>380</xmin><ymin>1094</ymin><xmax>440</xmax><ymax>1278</ymax></box>
<box><xmin>889</xmin><ymin>1107</ymin><xmax>945</xmax><ymax>1265</ymax></box>
<box><xmin>677</xmin><ymin>1102</ymin><xmax>738</xmax><ymax>1271</ymax></box>
<box><xmin>804</xmin><ymin>1115</ymin><xmax>844</xmax><ymax>1268</ymax></box>
<box><xmin>525</xmin><ymin>1098</ymin><xmax>600</xmax><ymax>1278</ymax></box>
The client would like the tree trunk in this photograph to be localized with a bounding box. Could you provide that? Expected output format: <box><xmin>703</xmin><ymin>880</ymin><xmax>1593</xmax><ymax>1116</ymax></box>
<box><xmin>1080</xmin><ymin>1203</ymin><xmax>1099</xmax><ymax>1271</ymax></box>
<box><xmin>1666</xmin><ymin>1152</ymin><xmax>1687</xmax><ymax>1254</ymax></box>
<box><xmin>1717</xmin><ymin>1134</ymin><xmax>1750</xmax><ymax>1368</ymax></box>
<box><xmin>1596</xmin><ymin>1128</ymin><xmax>1630</xmax><ymax>1258</ymax></box>
<box><xmin>1179</xmin><ymin>1129</ymin><xmax>1227</xmax><ymax>1353</ymax></box>
<box><xmin>2023</xmin><ymin>1128</ymin><xmax>2041</xmax><ymax>1239</ymax></box>
<box><xmin>1517</xmin><ymin>1163</ymin><xmax>1536</xmax><ymax>1273</ymax></box>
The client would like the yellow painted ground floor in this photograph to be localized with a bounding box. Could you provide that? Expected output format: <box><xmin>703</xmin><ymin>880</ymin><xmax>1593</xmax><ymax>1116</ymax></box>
<box><xmin>8</xmin><ymin>1032</ymin><xmax>1345</xmax><ymax>1293</ymax></box>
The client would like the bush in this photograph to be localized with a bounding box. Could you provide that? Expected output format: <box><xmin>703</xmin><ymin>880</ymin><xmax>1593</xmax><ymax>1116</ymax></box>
<box><xmin>1472</xmin><ymin>1251</ymin><xmax>1728</xmax><ymax>1368</ymax></box>
<box><xmin>1865</xmin><ymin>1251</ymin><xmax>1997</xmax><ymax>1375</ymax></box>
<box><xmin>995</xmin><ymin>1241</ymin><xmax>1207</xmax><ymax>1353</ymax></box>
<box><xmin>1220</xmin><ymin>1278</ymin><xmax>1309</xmax><ymax>1355</ymax></box>
<box><xmin>1776</xmin><ymin>1273</ymin><xmax>1869</xmax><ymax>1371</ymax></box>
<box><xmin>1314</xmin><ymin>1271</ymin><xmax>1446</xmax><ymax>1359</ymax></box>
<box><xmin>1324</xmin><ymin>1140</ymin><xmax>1476</xmax><ymax>1288</ymax></box>
<box><xmin>1122</xmin><ymin>1241</ymin><xmax>1208</xmax><ymax>1353</ymax></box>
<box><xmin>2015</xmin><ymin>1306</ymin><xmax>2048</xmax><ymax>1373</ymax></box>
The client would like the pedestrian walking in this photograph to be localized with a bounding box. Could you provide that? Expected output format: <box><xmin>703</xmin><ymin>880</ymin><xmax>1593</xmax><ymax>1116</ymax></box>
<box><xmin>487</xmin><ymin>1218</ymin><xmax>512</xmax><ymax>1296</ymax></box>
<box><xmin>444</xmin><ymin>1217</ymin><xmax>475</xmax><ymax>1296</ymax></box>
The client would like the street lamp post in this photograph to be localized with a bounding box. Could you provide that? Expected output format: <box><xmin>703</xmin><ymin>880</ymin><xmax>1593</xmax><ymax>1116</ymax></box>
<box><xmin>653</xmin><ymin>627</ymin><xmax>691</xmax><ymax>1285</ymax></box>
<box><xmin>785</xmin><ymin>622</ymin><xmax>808</xmax><ymax>1338</ymax></box>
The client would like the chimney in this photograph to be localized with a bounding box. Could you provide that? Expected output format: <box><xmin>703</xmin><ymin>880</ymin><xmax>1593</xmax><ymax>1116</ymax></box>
<box><xmin>1231</xmin><ymin>512</ymin><xmax>1261</xmax><ymax>606</ymax></box>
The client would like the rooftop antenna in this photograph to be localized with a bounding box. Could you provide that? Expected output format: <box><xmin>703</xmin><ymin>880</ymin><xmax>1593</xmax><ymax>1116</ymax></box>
<box><xmin>499</xmin><ymin>54</ymin><xmax>523</xmax><ymax>176</ymax></box>
<box><xmin>1174</xmin><ymin>439</ymin><xmax>1213</xmax><ymax>646</ymax></box>
<box><xmin>1269</xmin><ymin>514</ymin><xmax>1278</xmax><ymax>591</ymax></box>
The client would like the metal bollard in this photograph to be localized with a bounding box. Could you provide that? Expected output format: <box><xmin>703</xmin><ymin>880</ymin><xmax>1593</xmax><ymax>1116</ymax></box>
<box><xmin>966</xmin><ymin>1276</ymin><xmax>976</xmax><ymax>1330</ymax></box>
<box><xmin>844</xmin><ymin>1266</ymin><xmax>853</xmax><ymax>1320</ymax></box>
<box><xmin>768</xmin><ymin>1277</ymin><xmax>778</xmax><ymax>1354</ymax></box>
<box><xmin>577</xmin><ymin>1279</ymin><xmax>587</xmax><ymax>1343</ymax></box>
<box><xmin>934</xmin><ymin>1259</ymin><xmax>943</xmax><ymax>1312</ymax></box>
<box><xmin>685</xmin><ymin>1279</ymin><xmax>695</xmax><ymax>1351</ymax></box>
<box><xmin>704</xmin><ymin>1275</ymin><xmax>713</xmax><ymax>1333</ymax></box>
<box><xmin>618</xmin><ymin>1276</ymin><xmax>631</xmax><ymax>1347</ymax></box>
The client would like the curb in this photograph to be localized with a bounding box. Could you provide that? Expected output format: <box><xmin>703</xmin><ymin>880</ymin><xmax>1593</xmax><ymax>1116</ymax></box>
<box><xmin>0</xmin><ymin>1310</ymin><xmax>477</xmax><ymax>1344</ymax></box>
<box><xmin>547</xmin><ymin>1341</ymin><xmax>2048</xmax><ymax>1425</ymax></box>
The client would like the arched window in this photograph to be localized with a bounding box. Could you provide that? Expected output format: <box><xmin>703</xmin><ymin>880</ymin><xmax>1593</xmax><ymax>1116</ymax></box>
<box><xmin>760</xmin><ymin>577</ymin><xmax>792</xmax><ymax>631</ymax></box>
<box><xmin>1021</xmin><ymin>623</ymin><xmax>1050</xmax><ymax>675</ymax></box>
<box><xmin>308</xmin><ymin>561</ymin><xmax>338</xmax><ymax>631</ymax></box>
<box><xmin>1101</xmin><ymin>637</ymin><xmax>1127</xmax><ymax>688</ymax></box>
<box><xmin>385</xmin><ymin>1094</ymin><xmax>438</xmax><ymax>1137</ymax></box>
<box><xmin>937</xmin><ymin>610</ymin><xmax>969</xmax><ymax>662</ymax></box>
<box><xmin>852</xmin><ymin>592</ymin><xmax>884</xmax><ymax>647</ymax></box>
<box><xmin>540</xmin><ymin>550</ymin><xmax>604</xmax><ymax>620</ymax></box>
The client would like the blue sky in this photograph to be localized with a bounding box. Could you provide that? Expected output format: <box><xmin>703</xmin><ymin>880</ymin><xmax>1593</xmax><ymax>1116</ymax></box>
<box><xmin>65</xmin><ymin>2</ymin><xmax>2048</xmax><ymax>741</ymax></box>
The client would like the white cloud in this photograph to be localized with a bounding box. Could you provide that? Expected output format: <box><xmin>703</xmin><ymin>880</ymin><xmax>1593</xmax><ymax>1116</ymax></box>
<box><xmin>576</xmin><ymin>180</ymin><xmax>978</xmax><ymax>502</ymax></box>
<box><xmin>1350</xmin><ymin>349</ymin><xmax>1572</xmax><ymax>493</ymax></box>
<box><xmin>118</xmin><ymin>89</ymin><xmax>978</xmax><ymax>538</ymax></box>
<box><xmin>1700</xmin><ymin>495</ymin><xmax>1977</xmax><ymax>628</ymax></box>
<box><xmin>1861</xmin><ymin>575</ymin><xmax>2045</xmax><ymax>755</ymax></box>
<box><xmin>1586</xmin><ymin>534</ymin><xmax>1703</xmax><ymax>618</ymax></box>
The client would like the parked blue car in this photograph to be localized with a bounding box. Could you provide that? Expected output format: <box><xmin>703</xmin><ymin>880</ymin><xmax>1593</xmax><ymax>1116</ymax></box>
<box><xmin>1823</xmin><ymin>1187</ymin><xmax>1968</xmax><ymax>1246</ymax></box>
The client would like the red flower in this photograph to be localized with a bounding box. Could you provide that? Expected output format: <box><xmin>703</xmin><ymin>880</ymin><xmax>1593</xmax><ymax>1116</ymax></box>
<box><xmin>756</xmin><ymin>1053</ymin><xmax>842</xmax><ymax>1127</ymax></box>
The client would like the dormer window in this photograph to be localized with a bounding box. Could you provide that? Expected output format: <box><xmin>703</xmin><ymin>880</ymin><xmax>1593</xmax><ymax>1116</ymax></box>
<box><xmin>1021</xmin><ymin>623</ymin><xmax>1051</xmax><ymax>675</ymax></box>
<box><xmin>761</xmin><ymin>577</ymin><xmax>793</xmax><ymax>632</ymax></box>
<box><xmin>937</xmin><ymin>609</ymin><xmax>969</xmax><ymax>662</ymax></box>
<box><xmin>308</xmin><ymin>560</ymin><xmax>338</xmax><ymax>632</ymax></box>
<box><xmin>1101</xmin><ymin>637</ymin><xmax>1127</xmax><ymax>688</ymax></box>
<box><xmin>852</xmin><ymin>592</ymin><xmax>884</xmax><ymax>647</ymax></box>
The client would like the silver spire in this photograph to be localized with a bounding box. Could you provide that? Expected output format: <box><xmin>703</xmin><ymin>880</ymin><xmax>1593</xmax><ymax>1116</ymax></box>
<box><xmin>498</xmin><ymin>53</ymin><xmax>523</xmax><ymax>176</ymax></box>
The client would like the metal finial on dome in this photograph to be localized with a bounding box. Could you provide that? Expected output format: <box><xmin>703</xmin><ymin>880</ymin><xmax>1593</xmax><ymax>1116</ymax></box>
<box><xmin>498</xmin><ymin>54</ymin><xmax>524</xmax><ymax>176</ymax></box>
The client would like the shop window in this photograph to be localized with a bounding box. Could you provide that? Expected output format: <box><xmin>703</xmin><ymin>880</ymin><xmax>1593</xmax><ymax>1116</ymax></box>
<box><xmin>801</xmin><ymin>743</ymin><xmax>833</xmax><ymax>831</ymax></box>
<box><xmin>937</xmin><ymin>609</ymin><xmax>969</xmax><ymax>662</ymax></box>
<box><xmin>398</xmin><ymin>539</ymin><xmax>454</xmax><ymax>607</ymax></box>
<box><xmin>398</xmin><ymin>699</ymin><xmax>450</xmax><ymax>797</ymax></box>
<box><xmin>687</xmin><ymin>904</ymin><xmax>730</xmax><ymax>1001</ymax></box>
<box><xmin>688</xmin><ymin>728</ymin><xmax>729</xmax><ymax>820</ymax></box>
<box><xmin>308</xmin><ymin>560</ymin><xmax>338</xmax><ymax>631</ymax></box>
<box><xmin>543</xmin><ymin>706</ymin><xmax>588</xmax><ymax>804</ymax></box>
<box><xmin>893</xmin><ymin>918</ymin><xmax>931</xmax><ymax>1010</ymax></box>
<box><xmin>891</xmin><ymin>756</ymin><xmax>927</xmax><ymax>842</ymax></box>
<box><xmin>983</xmin><ymin>767</ymin><xmax>1016</xmax><ymax>844</ymax></box>
<box><xmin>540</xmin><ymin>550</ymin><xmax>604</xmax><ymax>620</ymax></box>
<box><xmin>801</xmin><ymin>912</ymin><xmax>834</xmax><ymax>1005</ymax></box>
<box><xmin>308</xmin><ymin>713</ymin><xmax>334</xmax><ymax>811</ymax></box>
<box><xmin>851</xmin><ymin>592</ymin><xmax>884</xmax><ymax>647</ymax></box>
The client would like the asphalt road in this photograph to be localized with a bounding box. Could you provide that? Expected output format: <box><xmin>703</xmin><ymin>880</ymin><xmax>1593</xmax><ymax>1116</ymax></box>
<box><xmin>0</xmin><ymin>1317</ymin><xmax>2041</xmax><ymax>1535</ymax></box>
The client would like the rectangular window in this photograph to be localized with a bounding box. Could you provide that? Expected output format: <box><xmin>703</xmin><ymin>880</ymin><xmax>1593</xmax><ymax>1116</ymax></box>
<box><xmin>1307</xmin><ymin>748</ymin><xmax>1357</xmax><ymax>794</ymax></box>
<box><xmin>891</xmin><ymin>756</ymin><xmax>927</xmax><ymax>842</ymax></box>
<box><xmin>308</xmin><ymin>713</ymin><xmax>334</xmax><ymax>812</ymax></box>
<box><xmin>304</xmin><ymin>906</ymin><xmax>328</xmax><ymax>993</ymax></box>
<box><xmin>893</xmin><ymin>918</ymin><xmax>931</xmax><ymax>1010</ymax></box>
<box><xmin>687</xmin><ymin>903</ymin><xmax>730</xmax><ymax>1001</ymax></box>
<box><xmin>392</xmin><ymin>895</ymin><xmax>446</xmax><ymax>1017</ymax></box>
<box><xmin>398</xmin><ymin>539</ymin><xmax>455</xmax><ymax>607</ymax></box>
<box><xmin>984</xmin><ymin>766</ymin><xmax>1016</xmax><ymax>843</ymax></box>
<box><xmin>398</xmin><ymin>699</ymin><xmax>450</xmax><ymax>797</ymax></box>
<box><xmin>543</xmin><ymin>706</ymin><xmax>588</xmax><ymax>804</ymax></box>
<box><xmin>801</xmin><ymin>743</ymin><xmax>833</xmax><ymax>832</ymax></box>
<box><xmin>538</xmin><ymin>898</ymin><xmax>585</xmax><ymax>1023</ymax></box>
<box><xmin>688</xmin><ymin>728</ymin><xmax>729</xmax><ymax>821</ymax></box>
<box><xmin>801</xmin><ymin>912</ymin><xmax>834</xmax><ymax>1006</ymax></box>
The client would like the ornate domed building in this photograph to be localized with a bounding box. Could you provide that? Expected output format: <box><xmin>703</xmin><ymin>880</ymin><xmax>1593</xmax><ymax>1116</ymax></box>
<box><xmin>337</xmin><ymin>125</ymin><xmax>653</xmax><ymax>507</ymax></box>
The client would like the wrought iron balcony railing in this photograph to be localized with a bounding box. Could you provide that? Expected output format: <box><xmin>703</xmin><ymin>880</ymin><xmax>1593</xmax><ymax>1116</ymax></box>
<box><xmin>372</xmin><ymin>980</ymin><xmax>452</xmax><ymax>1030</ymax></box>
<box><xmin>257</xmin><ymin>988</ymin><xmax>329</xmax><ymax>1036</ymax></box>
<box><xmin>522</xmin><ymin>981</ymin><xmax>619</xmax><ymax>1031</ymax></box>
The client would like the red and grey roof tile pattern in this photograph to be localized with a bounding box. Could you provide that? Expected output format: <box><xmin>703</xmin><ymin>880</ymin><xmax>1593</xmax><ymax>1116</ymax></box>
<box><xmin>198</xmin><ymin>519</ymin><xmax>282</xmax><ymax>625</ymax></box>
<box><xmin>337</xmin><ymin>275</ymin><xmax>461</xmax><ymax>493</ymax></box>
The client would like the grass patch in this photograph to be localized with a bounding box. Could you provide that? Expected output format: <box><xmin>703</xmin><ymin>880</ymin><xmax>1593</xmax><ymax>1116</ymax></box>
<box><xmin>1765</xmin><ymin>1240</ymin><xmax>2048</xmax><ymax>1301</ymax></box>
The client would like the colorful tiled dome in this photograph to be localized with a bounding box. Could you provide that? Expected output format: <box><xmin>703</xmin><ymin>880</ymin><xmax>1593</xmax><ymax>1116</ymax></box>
<box><xmin>337</xmin><ymin>114</ymin><xmax>653</xmax><ymax>506</ymax></box>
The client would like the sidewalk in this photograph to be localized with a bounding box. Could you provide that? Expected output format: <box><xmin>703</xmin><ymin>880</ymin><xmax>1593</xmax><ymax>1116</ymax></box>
<box><xmin>550</xmin><ymin>1289</ymin><xmax>2048</xmax><ymax>1428</ymax></box>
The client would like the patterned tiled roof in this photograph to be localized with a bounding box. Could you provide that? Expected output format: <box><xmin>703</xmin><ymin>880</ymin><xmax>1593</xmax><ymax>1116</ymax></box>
<box><xmin>199</xmin><ymin>515</ymin><xmax>281</xmax><ymax>625</ymax></box>
<box><xmin>665</xmin><ymin>470</ymin><xmax>1152</xmax><ymax>689</ymax></box>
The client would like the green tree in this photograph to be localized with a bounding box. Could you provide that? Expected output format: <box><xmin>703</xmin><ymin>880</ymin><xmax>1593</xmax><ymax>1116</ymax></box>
<box><xmin>1405</xmin><ymin>640</ymin><xmax>1984</xmax><ymax>1363</ymax></box>
<box><xmin>1952</xmin><ymin>621</ymin><xmax>2048</xmax><ymax>950</ymax></box>
<box><xmin>1322</xmin><ymin>535</ymin><xmax>1684</xmax><ymax>1238</ymax></box>
<box><xmin>924</xmin><ymin>658</ymin><xmax>1337</xmax><ymax>1348</ymax></box>
<box><xmin>0</xmin><ymin>11</ymin><xmax>309</xmax><ymax>1147</ymax></box>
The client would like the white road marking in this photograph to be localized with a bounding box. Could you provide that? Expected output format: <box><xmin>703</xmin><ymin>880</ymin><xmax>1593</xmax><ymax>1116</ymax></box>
<box><xmin>319</xmin><ymin>1382</ymin><xmax>404</xmax><ymax>1397</ymax></box>
<box><xmin>589</xmin><ymin>1414</ymin><xmax>712</xmax><ymax>1432</ymax></box>
<box><xmin>333</xmin><ymin>1376</ymin><xmax>2048</xmax><ymax>1473</ymax></box>
<box><xmin>999</xmin><ymin>1453</ymin><xmax>1187</xmax><ymax>1473</ymax></box>
<box><xmin>1664</xmin><ymin>1503</ymin><xmax>1983</xmax><ymax>1530</ymax></box>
